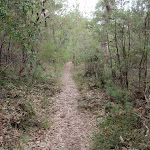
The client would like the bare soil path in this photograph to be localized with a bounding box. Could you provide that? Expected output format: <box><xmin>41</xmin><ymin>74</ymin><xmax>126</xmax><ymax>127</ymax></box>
<box><xmin>26</xmin><ymin>62</ymin><xmax>95</xmax><ymax>150</ymax></box>
<box><xmin>49</xmin><ymin>62</ymin><xmax>95</xmax><ymax>150</ymax></box>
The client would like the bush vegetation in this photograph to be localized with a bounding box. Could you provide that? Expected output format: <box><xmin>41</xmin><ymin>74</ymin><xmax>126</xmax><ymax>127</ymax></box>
<box><xmin>92</xmin><ymin>103</ymin><xmax>150</xmax><ymax>149</ymax></box>
<box><xmin>71</xmin><ymin>1</ymin><xmax>150</xmax><ymax>148</ymax></box>
<box><xmin>1</xmin><ymin>0</ymin><xmax>150</xmax><ymax>149</ymax></box>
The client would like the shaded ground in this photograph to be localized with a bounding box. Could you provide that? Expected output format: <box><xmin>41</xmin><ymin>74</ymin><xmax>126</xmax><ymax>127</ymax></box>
<box><xmin>26</xmin><ymin>62</ymin><xmax>95</xmax><ymax>150</ymax></box>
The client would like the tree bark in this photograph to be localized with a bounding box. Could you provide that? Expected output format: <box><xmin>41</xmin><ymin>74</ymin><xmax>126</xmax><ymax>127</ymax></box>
<box><xmin>7</xmin><ymin>36</ymin><xmax>11</xmax><ymax>64</ymax></box>
<box><xmin>0</xmin><ymin>31</ymin><xmax>8</xmax><ymax>66</ymax></box>
<box><xmin>106</xmin><ymin>30</ymin><xmax>115</xmax><ymax>78</ymax></box>
<box><xmin>122</xmin><ymin>24</ymin><xmax>128</xmax><ymax>88</ymax></box>
<box><xmin>115</xmin><ymin>20</ymin><xmax>122</xmax><ymax>84</ymax></box>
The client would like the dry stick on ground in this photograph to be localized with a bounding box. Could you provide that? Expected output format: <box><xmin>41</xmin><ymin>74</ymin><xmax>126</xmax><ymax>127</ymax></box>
<box><xmin>138</xmin><ymin>114</ymin><xmax>150</xmax><ymax>137</ymax></box>
<box><xmin>0</xmin><ymin>63</ymin><xmax>12</xmax><ymax>74</ymax></box>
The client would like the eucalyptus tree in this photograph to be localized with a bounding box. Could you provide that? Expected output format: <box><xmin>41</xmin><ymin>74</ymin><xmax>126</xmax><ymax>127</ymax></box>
<box><xmin>0</xmin><ymin>0</ymin><xmax>67</xmax><ymax>81</ymax></box>
<box><xmin>85</xmin><ymin>0</ymin><xmax>150</xmax><ymax>98</ymax></box>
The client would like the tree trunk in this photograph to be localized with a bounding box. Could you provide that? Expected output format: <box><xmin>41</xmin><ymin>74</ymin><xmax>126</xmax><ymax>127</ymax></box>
<box><xmin>0</xmin><ymin>31</ymin><xmax>7</xmax><ymax>66</ymax></box>
<box><xmin>139</xmin><ymin>54</ymin><xmax>144</xmax><ymax>91</ymax></box>
<box><xmin>122</xmin><ymin>24</ymin><xmax>128</xmax><ymax>88</ymax></box>
<box><xmin>106</xmin><ymin>30</ymin><xmax>115</xmax><ymax>78</ymax></box>
<box><xmin>143</xmin><ymin>13</ymin><xmax>149</xmax><ymax>91</ymax></box>
<box><xmin>115</xmin><ymin>20</ymin><xmax>122</xmax><ymax>84</ymax></box>
<box><xmin>7</xmin><ymin>36</ymin><xmax>11</xmax><ymax>64</ymax></box>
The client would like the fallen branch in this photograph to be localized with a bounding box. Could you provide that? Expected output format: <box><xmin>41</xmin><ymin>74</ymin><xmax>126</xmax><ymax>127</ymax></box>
<box><xmin>143</xmin><ymin>120</ymin><xmax>149</xmax><ymax>137</ymax></box>
<box><xmin>0</xmin><ymin>63</ymin><xmax>12</xmax><ymax>74</ymax></box>
<box><xmin>138</xmin><ymin>114</ymin><xmax>149</xmax><ymax>137</ymax></box>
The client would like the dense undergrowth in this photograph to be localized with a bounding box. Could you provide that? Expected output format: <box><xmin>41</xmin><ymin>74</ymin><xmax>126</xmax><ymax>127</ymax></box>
<box><xmin>0</xmin><ymin>0</ymin><xmax>150</xmax><ymax>149</ymax></box>
<box><xmin>0</xmin><ymin>63</ymin><xmax>63</xmax><ymax>149</ymax></box>
<box><xmin>73</xmin><ymin>65</ymin><xmax>150</xmax><ymax>150</ymax></box>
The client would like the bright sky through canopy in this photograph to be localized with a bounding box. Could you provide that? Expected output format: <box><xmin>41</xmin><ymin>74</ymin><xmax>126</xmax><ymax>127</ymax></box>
<box><xmin>67</xmin><ymin>0</ymin><xmax>99</xmax><ymax>17</ymax></box>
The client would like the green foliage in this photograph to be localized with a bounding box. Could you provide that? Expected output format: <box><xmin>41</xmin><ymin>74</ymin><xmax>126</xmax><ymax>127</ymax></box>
<box><xmin>41</xmin><ymin>97</ymin><xmax>50</xmax><ymax>109</ymax></box>
<box><xmin>32</xmin><ymin>66</ymin><xmax>44</xmax><ymax>80</ymax></box>
<box><xmin>0</xmin><ymin>0</ymin><xmax>68</xmax><ymax>86</ymax></box>
<box><xmin>42</xmin><ymin>115</ymin><xmax>51</xmax><ymax>130</ymax></box>
<box><xmin>9</xmin><ymin>99</ymin><xmax>42</xmax><ymax>131</ymax></box>
<box><xmin>20</xmin><ymin>134</ymin><xmax>29</xmax><ymax>147</ymax></box>
<box><xmin>0</xmin><ymin>78</ymin><xmax>15</xmax><ymax>89</ymax></box>
<box><xmin>0</xmin><ymin>0</ymin><xmax>150</xmax><ymax>149</ymax></box>
<box><xmin>0</xmin><ymin>69</ymin><xmax>17</xmax><ymax>92</ymax></box>
<box><xmin>92</xmin><ymin>104</ymin><xmax>148</xmax><ymax>149</ymax></box>
<box><xmin>70</xmin><ymin>0</ymin><xmax>150</xmax><ymax>104</ymax></box>
<box><xmin>38</xmin><ymin>40</ymin><xmax>56</xmax><ymax>63</ymax></box>
<box><xmin>103</xmin><ymin>78</ymin><xmax>130</xmax><ymax>104</ymax></box>
<box><xmin>105</xmin><ymin>84</ymin><xmax>129</xmax><ymax>104</ymax></box>
<box><xmin>72</xmin><ymin>65</ymin><xmax>89</xmax><ymax>91</ymax></box>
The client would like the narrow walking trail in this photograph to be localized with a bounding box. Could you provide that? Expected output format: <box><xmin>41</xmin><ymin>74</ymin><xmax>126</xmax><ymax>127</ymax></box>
<box><xmin>26</xmin><ymin>62</ymin><xmax>95</xmax><ymax>150</ymax></box>
<box><xmin>49</xmin><ymin>62</ymin><xmax>95</xmax><ymax>150</ymax></box>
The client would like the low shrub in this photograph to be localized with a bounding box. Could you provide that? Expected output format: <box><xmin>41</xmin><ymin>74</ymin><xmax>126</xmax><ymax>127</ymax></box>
<box><xmin>105</xmin><ymin>82</ymin><xmax>130</xmax><ymax>104</ymax></box>
<box><xmin>9</xmin><ymin>99</ymin><xmax>42</xmax><ymax>130</ymax></box>
<box><xmin>92</xmin><ymin>103</ymin><xmax>149</xmax><ymax>149</ymax></box>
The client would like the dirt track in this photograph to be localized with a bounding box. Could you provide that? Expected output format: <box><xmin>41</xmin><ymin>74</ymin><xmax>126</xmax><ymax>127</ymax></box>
<box><xmin>49</xmin><ymin>62</ymin><xmax>95</xmax><ymax>150</ymax></box>
<box><xmin>26</xmin><ymin>62</ymin><xmax>95</xmax><ymax>150</ymax></box>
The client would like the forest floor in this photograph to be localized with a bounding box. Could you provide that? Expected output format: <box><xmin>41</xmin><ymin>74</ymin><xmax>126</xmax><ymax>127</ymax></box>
<box><xmin>25</xmin><ymin>62</ymin><xmax>96</xmax><ymax>150</ymax></box>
